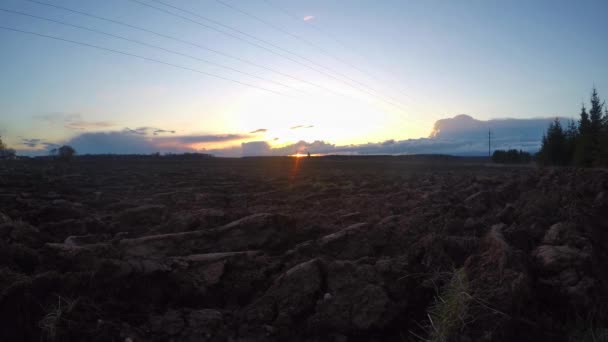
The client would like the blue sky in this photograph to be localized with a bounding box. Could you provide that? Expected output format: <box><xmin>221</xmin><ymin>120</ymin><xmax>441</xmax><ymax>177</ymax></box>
<box><xmin>0</xmin><ymin>0</ymin><xmax>607</xmax><ymax>155</ymax></box>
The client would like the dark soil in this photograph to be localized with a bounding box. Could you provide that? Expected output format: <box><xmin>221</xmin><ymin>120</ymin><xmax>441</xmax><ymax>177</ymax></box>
<box><xmin>1</xmin><ymin>156</ymin><xmax>607</xmax><ymax>341</ymax></box>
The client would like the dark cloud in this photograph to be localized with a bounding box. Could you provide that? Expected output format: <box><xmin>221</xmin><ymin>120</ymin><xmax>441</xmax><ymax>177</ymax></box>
<box><xmin>123</xmin><ymin>127</ymin><xmax>176</xmax><ymax>136</ymax></box>
<box><xmin>290</xmin><ymin>125</ymin><xmax>314</xmax><ymax>130</ymax></box>
<box><xmin>250</xmin><ymin>128</ymin><xmax>268</xmax><ymax>134</ymax></box>
<box><xmin>241</xmin><ymin>141</ymin><xmax>271</xmax><ymax>156</ymax></box>
<box><xmin>67</xmin><ymin>132</ymin><xmax>166</xmax><ymax>154</ymax></box>
<box><xmin>21</xmin><ymin>138</ymin><xmax>42</xmax><ymax>148</ymax></box>
<box><xmin>19</xmin><ymin>138</ymin><xmax>59</xmax><ymax>150</ymax></box>
<box><xmin>431</xmin><ymin>114</ymin><xmax>565</xmax><ymax>141</ymax></box>
<box><xmin>63</xmin><ymin>131</ymin><xmax>250</xmax><ymax>155</ymax></box>
<box><xmin>153</xmin><ymin>129</ymin><xmax>176</xmax><ymax>135</ymax></box>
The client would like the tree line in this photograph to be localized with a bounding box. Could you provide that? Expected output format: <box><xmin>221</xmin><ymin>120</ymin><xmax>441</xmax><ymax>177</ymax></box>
<box><xmin>492</xmin><ymin>149</ymin><xmax>532</xmax><ymax>164</ymax></box>
<box><xmin>538</xmin><ymin>88</ymin><xmax>607</xmax><ymax>166</ymax></box>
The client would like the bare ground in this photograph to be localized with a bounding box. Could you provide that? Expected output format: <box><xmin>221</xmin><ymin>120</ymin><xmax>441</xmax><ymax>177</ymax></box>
<box><xmin>1</xmin><ymin>155</ymin><xmax>607</xmax><ymax>341</ymax></box>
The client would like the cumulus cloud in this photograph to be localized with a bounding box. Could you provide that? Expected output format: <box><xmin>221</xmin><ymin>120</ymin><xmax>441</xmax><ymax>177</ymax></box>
<box><xmin>241</xmin><ymin>141</ymin><xmax>271</xmax><ymax>156</ymax></box>
<box><xmin>67</xmin><ymin>132</ymin><xmax>160</xmax><ymax>154</ymax></box>
<box><xmin>210</xmin><ymin>114</ymin><xmax>559</xmax><ymax>157</ymax></box>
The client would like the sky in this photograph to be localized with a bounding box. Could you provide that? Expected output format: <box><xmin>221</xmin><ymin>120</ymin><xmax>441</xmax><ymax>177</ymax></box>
<box><xmin>0</xmin><ymin>0</ymin><xmax>607</xmax><ymax>156</ymax></box>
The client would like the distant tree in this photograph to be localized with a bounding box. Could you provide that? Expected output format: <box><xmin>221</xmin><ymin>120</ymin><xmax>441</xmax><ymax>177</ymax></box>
<box><xmin>57</xmin><ymin>145</ymin><xmax>76</xmax><ymax>161</ymax></box>
<box><xmin>0</xmin><ymin>136</ymin><xmax>16</xmax><ymax>160</ymax></box>
<box><xmin>538</xmin><ymin>118</ymin><xmax>568</xmax><ymax>165</ymax></box>
<box><xmin>492</xmin><ymin>149</ymin><xmax>532</xmax><ymax>164</ymax></box>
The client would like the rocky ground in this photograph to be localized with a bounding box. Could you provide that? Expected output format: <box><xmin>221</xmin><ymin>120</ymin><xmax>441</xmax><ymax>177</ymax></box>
<box><xmin>1</xmin><ymin>156</ymin><xmax>607</xmax><ymax>341</ymax></box>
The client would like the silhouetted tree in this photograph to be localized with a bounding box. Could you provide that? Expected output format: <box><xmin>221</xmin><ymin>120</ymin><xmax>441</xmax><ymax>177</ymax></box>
<box><xmin>564</xmin><ymin>119</ymin><xmax>578</xmax><ymax>163</ymax></box>
<box><xmin>538</xmin><ymin>118</ymin><xmax>568</xmax><ymax>165</ymax></box>
<box><xmin>0</xmin><ymin>136</ymin><xmax>16</xmax><ymax>159</ymax></box>
<box><xmin>57</xmin><ymin>145</ymin><xmax>76</xmax><ymax>161</ymax></box>
<box><xmin>588</xmin><ymin>88</ymin><xmax>605</xmax><ymax>164</ymax></box>
<box><xmin>492</xmin><ymin>149</ymin><xmax>532</xmax><ymax>164</ymax></box>
<box><xmin>575</xmin><ymin>104</ymin><xmax>593</xmax><ymax>166</ymax></box>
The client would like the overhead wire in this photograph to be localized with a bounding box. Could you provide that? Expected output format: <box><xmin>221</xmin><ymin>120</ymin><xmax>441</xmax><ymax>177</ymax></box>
<box><xmin>23</xmin><ymin>0</ymin><xmax>345</xmax><ymax>95</ymax></box>
<box><xmin>1</xmin><ymin>7</ymin><xmax>306</xmax><ymax>94</ymax></box>
<box><xmin>18</xmin><ymin>0</ymin><xmax>433</xmax><ymax>133</ymax></box>
<box><xmin>0</xmin><ymin>25</ymin><xmax>291</xmax><ymax>97</ymax></box>
<box><xmin>129</xmin><ymin>0</ymin><xmax>416</xmax><ymax>112</ymax></box>
<box><xmin>260</xmin><ymin>0</ymin><xmax>441</xmax><ymax>120</ymax></box>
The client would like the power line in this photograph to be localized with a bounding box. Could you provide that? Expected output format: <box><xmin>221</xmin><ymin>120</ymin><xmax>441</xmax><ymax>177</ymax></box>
<box><xmin>213</xmin><ymin>0</ymin><xmax>383</xmax><ymax>91</ymax></box>
<box><xmin>260</xmin><ymin>0</ymin><xmax>440</xmax><ymax>119</ymax></box>
<box><xmin>130</xmin><ymin>0</ymin><xmax>412</xmax><ymax>112</ymax></box>
<box><xmin>0</xmin><ymin>7</ymin><xmax>305</xmax><ymax>94</ymax></box>
<box><xmin>23</xmin><ymin>0</ymin><xmax>337</xmax><ymax>94</ymax></box>
<box><xmin>19</xmin><ymin>0</ymin><xmax>433</xmax><ymax>132</ymax></box>
<box><xmin>209</xmin><ymin>0</ymin><xmax>435</xmax><ymax>131</ymax></box>
<box><xmin>0</xmin><ymin>25</ymin><xmax>290</xmax><ymax>97</ymax></box>
<box><xmin>22</xmin><ymin>0</ymin><xmax>420</xmax><ymax>119</ymax></box>
<box><xmin>8</xmin><ymin>7</ymin><xmax>304</xmax><ymax>94</ymax></box>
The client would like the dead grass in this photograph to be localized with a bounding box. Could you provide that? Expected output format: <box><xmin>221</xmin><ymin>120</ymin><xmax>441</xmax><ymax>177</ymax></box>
<box><xmin>409</xmin><ymin>268</ymin><xmax>472</xmax><ymax>342</ymax></box>
<box><xmin>38</xmin><ymin>295</ymin><xmax>78</xmax><ymax>341</ymax></box>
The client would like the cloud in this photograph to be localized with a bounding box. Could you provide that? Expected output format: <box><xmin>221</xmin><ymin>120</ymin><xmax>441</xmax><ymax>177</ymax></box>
<box><xmin>17</xmin><ymin>114</ymin><xmax>557</xmax><ymax>157</ymax></box>
<box><xmin>290</xmin><ymin>125</ymin><xmax>314</xmax><ymax>130</ymax></box>
<box><xmin>62</xmin><ymin>131</ymin><xmax>250</xmax><ymax>155</ymax></box>
<box><xmin>21</xmin><ymin>138</ymin><xmax>42</xmax><ymax>148</ymax></box>
<box><xmin>123</xmin><ymin>127</ymin><xmax>176</xmax><ymax>136</ymax></box>
<box><xmin>65</xmin><ymin>120</ymin><xmax>115</xmax><ymax>130</ymax></box>
<box><xmin>34</xmin><ymin>112</ymin><xmax>116</xmax><ymax>131</ymax></box>
<box><xmin>19</xmin><ymin>138</ymin><xmax>59</xmax><ymax>150</ymax></box>
<box><xmin>249</xmin><ymin>128</ymin><xmax>268</xmax><ymax>134</ymax></box>
<box><xmin>67</xmin><ymin>132</ymin><xmax>167</xmax><ymax>154</ymax></box>
<box><xmin>153</xmin><ymin>129</ymin><xmax>176</xmax><ymax>135</ymax></box>
<box><xmin>303</xmin><ymin>15</ymin><xmax>315</xmax><ymax>21</ymax></box>
<box><xmin>208</xmin><ymin>114</ymin><xmax>560</xmax><ymax>157</ymax></box>
<box><xmin>241</xmin><ymin>141</ymin><xmax>271</xmax><ymax>156</ymax></box>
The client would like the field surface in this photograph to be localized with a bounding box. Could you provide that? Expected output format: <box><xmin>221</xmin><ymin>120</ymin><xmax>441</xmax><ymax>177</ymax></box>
<box><xmin>1</xmin><ymin>156</ymin><xmax>607</xmax><ymax>341</ymax></box>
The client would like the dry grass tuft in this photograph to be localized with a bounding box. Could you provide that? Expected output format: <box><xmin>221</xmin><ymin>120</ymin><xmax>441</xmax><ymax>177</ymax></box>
<box><xmin>423</xmin><ymin>268</ymin><xmax>471</xmax><ymax>342</ymax></box>
<box><xmin>38</xmin><ymin>295</ymin><xmax>78</xmax><ymax>341</ymax></box>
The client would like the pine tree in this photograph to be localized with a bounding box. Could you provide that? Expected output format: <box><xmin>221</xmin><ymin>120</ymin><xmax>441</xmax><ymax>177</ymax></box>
<box><xmin>565</xmin><ymin>119</ymin><xmax>578</xmax><ymax>164</ymax></box>
<box><xmin>599</xmin><ymin>103</ymin><xmax>608</xmax><ymax>165</ymax></box>
<box><xmin>539</xmin><ymin>118</ymin><xmax>568</xmax><ymax>165</ymax></box>
<box><xmin>575</xmin><ymin>104</ymin><xmax>593</xmax><ymax>166</ymax></box>
<box><xmin>588</xmin><ymin>88</ymin><xmax>605</xmax><ymax>164</ymax></box>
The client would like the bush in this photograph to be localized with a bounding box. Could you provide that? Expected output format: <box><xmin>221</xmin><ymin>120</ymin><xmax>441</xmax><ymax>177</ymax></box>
<box><xmin>51</xmin><ymin>145</ymin><xmax>76</xmax><ymax>161</ymax></box>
